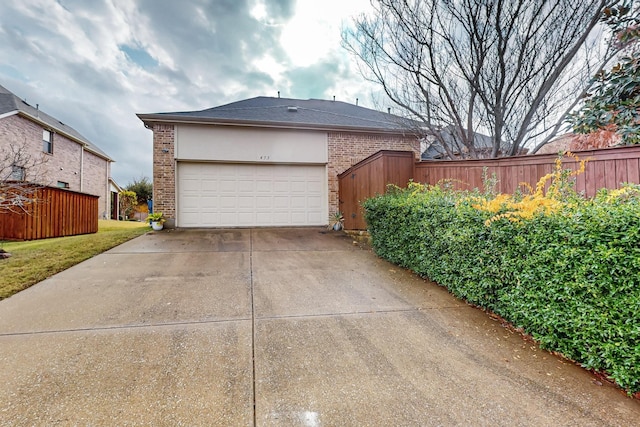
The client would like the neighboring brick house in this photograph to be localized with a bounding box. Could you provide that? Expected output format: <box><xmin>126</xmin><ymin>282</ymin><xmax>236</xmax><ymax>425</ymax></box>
<box><xmin>536</xmin><ymin>131</ymin><xmax>622</xmax><ymax>154</ymax></box>
<box><xmin>0</xmin><ymin>84</ymin><xmax>116</xmax><ymax>219</ymax></box>
<box><xmin>137</xmin><ymin>97</ymin><xmax>420</xmax><ymax>228</ymax></box>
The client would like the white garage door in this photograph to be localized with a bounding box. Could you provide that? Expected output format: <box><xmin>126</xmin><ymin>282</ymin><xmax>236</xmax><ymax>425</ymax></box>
<box><xmin>177</xmin><ymin>162</ymin><xmax>326</xmax><ymax>227</ymax></box>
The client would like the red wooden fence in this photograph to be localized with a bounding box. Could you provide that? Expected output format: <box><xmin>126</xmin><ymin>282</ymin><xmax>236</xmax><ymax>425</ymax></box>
<box><xmin>0</xmin><ymin>185</ymin><xmax>98</xmax><ymax>240</ymax></box>
<box><xmin>415</xmin><ymin>145</ymin><xmax>640</xmax><ymax>197</ymax></box>
<box><xmin>339</xmin><ymin>146</ymin><xmax>640</xmax><ymax>230</ymax></box>
<box><xmin>338</xmin><ymin>150</ymin><xmax>415</xmax><ymax>230</ymax></box>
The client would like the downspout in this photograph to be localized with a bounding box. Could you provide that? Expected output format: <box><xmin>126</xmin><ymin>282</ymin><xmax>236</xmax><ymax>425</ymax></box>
<box><xmin>80</xmin><ymin>146</ymin><xmax>84</xmax><ymax>192</ymax></box>
<box><xmin>105</xmin><ymin>160</ymin><xmax>110</xmax><ymax>220</ymax></box>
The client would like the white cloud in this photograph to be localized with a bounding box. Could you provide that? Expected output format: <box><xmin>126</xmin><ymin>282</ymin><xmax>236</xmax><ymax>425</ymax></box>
<box><xmin>0</xmin><ymin>0</ymin><xmax>383</xmax><ymax>186</ymax></box>
<box><xmin>280</xmin><ymin>0</ymin><xmax>371</xmax><ymax>67</ymax></box>
<box><xmin>250</xmin><ymin>0</ymin><xmax>268</xmax><ymax>21</ymax></box>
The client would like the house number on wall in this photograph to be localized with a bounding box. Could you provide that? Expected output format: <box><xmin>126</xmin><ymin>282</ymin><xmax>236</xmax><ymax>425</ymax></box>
<box><xmin>259</xmin><ymin>155</ymin><xmax>270</xmax><ymax>160</ymax></box>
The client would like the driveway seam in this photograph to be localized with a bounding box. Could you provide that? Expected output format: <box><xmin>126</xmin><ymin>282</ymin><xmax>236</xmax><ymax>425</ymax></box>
<box><xmin>250</xmin><ymin>228</ymin><xmax>257</xmax><ymax>427</ymax></box>
<box><xmin>0</xmin><ymin>317</ymin><xmax>252</xmax><ymax>337</ymax></box>
<box><xmin>254</xmin><ymin>306</ymin><xmax>468</xmax><ymax>321</ymax></box>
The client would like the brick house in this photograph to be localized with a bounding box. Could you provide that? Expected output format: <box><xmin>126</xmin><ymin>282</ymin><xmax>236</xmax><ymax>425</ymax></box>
<box><xmin>137</xmin><ymin>97</ymin><xmax>420</xmax><ymax>228</ymax></box>
<box><xmin>0</xmin><ymin>84</ymin><xmax>117</xmax><ymax>219</ymax></box>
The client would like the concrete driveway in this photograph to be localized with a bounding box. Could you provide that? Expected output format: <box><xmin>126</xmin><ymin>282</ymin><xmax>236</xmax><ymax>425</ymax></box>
<box><xmin>0</xmin><ymin>228</ymin><xmax>638</xmax><ymax>426</ymax></box>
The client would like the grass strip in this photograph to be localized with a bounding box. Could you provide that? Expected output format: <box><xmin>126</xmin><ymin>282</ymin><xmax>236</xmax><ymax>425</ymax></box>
<box><xmin>0</xmin><ymin>220</ymin><xmax>149</xmax><ymax>300</ymax></box>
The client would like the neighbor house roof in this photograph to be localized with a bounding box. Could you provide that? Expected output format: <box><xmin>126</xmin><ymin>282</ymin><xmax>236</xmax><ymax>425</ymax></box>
<box><xmin>0</xmin><ymin>84</ymin><xmax>112</xmax><ymax>161</ymax></box>
<box><xmin>421</xmin><ymin>125</ymin><xmax>509</xmax><ymax>160</ymax></box>
<box><xmin>137</xmin><ymin>96</ymin><xmax>418</xmax><ymax>134</ymax></box>
<box><xmin>536</xmin><ymin>131</ymin><xmax>622</xmax><ymax>154</ymax></box>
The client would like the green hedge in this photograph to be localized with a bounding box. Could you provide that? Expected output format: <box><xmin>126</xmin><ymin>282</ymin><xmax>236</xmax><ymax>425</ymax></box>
<box><xmin>364</xmin><ymin>184</ymin><xmax>640</xmax><ymax>393</ymax></box>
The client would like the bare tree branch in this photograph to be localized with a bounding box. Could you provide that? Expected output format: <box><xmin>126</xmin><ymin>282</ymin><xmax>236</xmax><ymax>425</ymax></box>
<box><xmin>343</xmin><ymin>0</ymin><xmax>622</xmax><ymax>158</ymax></box>
<box><xmin>0</xmin><ymin>140</ymin><xmax>50</xmax><ymax>214</ymax></box>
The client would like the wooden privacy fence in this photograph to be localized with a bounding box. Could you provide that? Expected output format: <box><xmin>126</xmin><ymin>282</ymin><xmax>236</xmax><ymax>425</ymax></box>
<box><xmin>0</xmin><ymin>185</ymin><xmax>98</xmax><ymax>241</ymax></box>
<box><xmin>339</xmin><ymin>145</ymin><xmax>640</xmax><ymax>230</ymax></box>
<box><xmin>415</xmin><ymin>145</ymin><xmax>640</xmax><ymax>197</ymax></box>
<box><xmin>338</xmin><ymin>150</ymin><xmax>415</xmax><ymax>230</ymax></box>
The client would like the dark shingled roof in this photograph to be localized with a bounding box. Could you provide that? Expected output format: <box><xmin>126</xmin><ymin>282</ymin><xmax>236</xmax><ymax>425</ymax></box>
<box><xmin>137</xmin><ymin>96</ymin><xmax>417</xmax><ymax>133</ymax></box>
<box><xmin>421</xmin><ymin>125</ymin><xmax>507</xmax><ymax>160</ymax></box>
<box><xmin>0</xmin><ymin>84</ymin><xmax>112</xmax><ymax>161</ymax></box>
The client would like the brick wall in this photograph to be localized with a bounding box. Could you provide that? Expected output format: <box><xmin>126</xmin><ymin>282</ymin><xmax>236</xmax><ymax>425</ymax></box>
<box><xmin>1</xmin><ymin>114</ymin><xmax>81</xmax><ymax>188</ymax></box>
<box><xmin>82</xmin><ymin>150</ymin><xmax>110</xmax><ymax>217</ymax></box>
<box><xmin>149</xmin><ymin>125</ymin><xmax>419</xmax><ymax>225</ymax></box>
<box><xmin>152</xmin><ymin>124</ymin><xmax>176</xmax><ymax>225</ymax></box>
<box><xmin>327</xmin><ymin>132</ymin><xmax>420</xmax><ymax>215</ymax></box>
<box><xmin>0</xmin><ymin>114</ymin><xmax>110</xmax><ymax>218</ymax></box>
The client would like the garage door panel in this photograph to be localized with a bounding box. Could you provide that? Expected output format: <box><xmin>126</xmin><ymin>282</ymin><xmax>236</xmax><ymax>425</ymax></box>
<box><xmin>201</xmin><ymin>196</ymin><xmax>218</xmax><ymax>207</ymax></box>
<box><xmin>291</xmin><ymin>181</ymin><xmax>307</xmax><ymax>193</ymax></box>
<box><xmin>308</xmin><ymin>211</ymin><xmax>323</xmax><ymax>221</ymax></box>
<box><xmin>291</xmin><ymin>212</ymin><xmax>308</xmax><ymax>223</ymax></box>
<box><xmin>201</xmin><ymin>177</ymin><xmax>218</xmax><ymax>186</ymax></box>
<box><xmin>255</xmin><ymin>181</ymin><xmax>273</xmax><ymax>192</ymax></box>
<box><xmin>218</xmin><ymin>212</ymin><xmax>239</xmax><ymax>224</ymax></box>
<box><xmin>201</xmin><ymin>212</ymin><xmax>219</xmax><ymax>223</ymax></box>
<box><xmin>221</xmin><ymin>196</ymin><xmax>239</xmax><ymax>208</ymax></box>
<box><xmin>200</xmin><ymin>196</ymin><xmax>219</xmax><ymax>209</ymax></box>
<box><xmin>178</xmin><ymin>163</ymin><xmax>326</xmax><ymax>227</ymax></box>
<box><xmin>307</xmin><ymin>179</ymin><xmax>322</xmax><ymax>189</ymax></box>
<box><xmin>308</xmin><ymin>198</ymin><xmax>322</xmax><ymax>209</ymax></box>
<box><xmin>219</xmin><ymin>179</ymin><xmax>237</xmax><ymax>191</ymax></box>
<box><xmin>290</xmin><ymin>196</ymin><xmax>307</xmax><ymax>208</ymax></box>
<box><xmin>180</xmin><ymin>211</ymin><xmax>200</xmax><ymax>224</ymax></box>
<box><xmin>255</xmin><ymin>196</ymin><xmax>273</xmax><ymax>209</ymax></box>
<box><xmin>272</xmin><ymin>196</ymin><xmax>290</xmax><ymax>209</ymax></box>
<box><xmin>181</xmin><ymin>178</ymin><xmax>201</xmax><ymax>192</ymax></box>
<box><xmin>238</xmin><ymin>197</ymin><xmax>255</xmax><ymax>209</ymax></box>
<box><xmin>274</xmin><ymin>186</ymin><xmax>289</xmax><ymax>195</ymax></box>
<box><xmin>256</xmin><ymin>168</ymin><xmax>275</xmax><ymax>177</ymax></box>
<box><xmin>256</xmin><ymin>212</ymin><xmax>274</xmax><ymax>223</ymax></box>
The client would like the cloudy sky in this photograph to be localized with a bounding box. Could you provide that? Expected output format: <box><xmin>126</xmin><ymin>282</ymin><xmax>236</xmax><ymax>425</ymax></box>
<box><xmin>0</xmin><ymin>0</ymin><xmax>381</xmax><ymax>186</ymax></box>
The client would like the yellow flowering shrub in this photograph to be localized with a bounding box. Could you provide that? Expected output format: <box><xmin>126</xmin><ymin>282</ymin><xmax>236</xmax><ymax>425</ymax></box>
<box><xmin>471</xmin><ymin>152</ymin><xmax>589</xmax><ymax>225</ymax></box>
<box><xmin>604</xmin><ymin>183</ymin><xmax>640</xmax><ymax>203</ymax></box>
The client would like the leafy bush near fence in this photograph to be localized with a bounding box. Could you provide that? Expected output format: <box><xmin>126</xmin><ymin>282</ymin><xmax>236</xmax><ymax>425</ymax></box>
<box><xmin>363</xmin><ymin>160</ymin><xmax>640</xmax><ymax>394</ymax></box>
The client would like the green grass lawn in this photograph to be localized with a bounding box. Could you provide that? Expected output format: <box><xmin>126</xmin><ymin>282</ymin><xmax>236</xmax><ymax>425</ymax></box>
<box><xmin>0</xmin><ymin>220</ymin><xmax>150</xmax><ymax>300</ymax></box>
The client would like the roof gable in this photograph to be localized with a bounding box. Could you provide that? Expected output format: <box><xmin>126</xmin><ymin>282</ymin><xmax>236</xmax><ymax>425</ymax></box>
<box><xmin>138</xmin><ymin>96</ymin><xmax>418</xmax><ymax>133</ymax></box>
<box><xmin>0</xmin><ymin>84</ymin><xmax>112</xmax><ymax>161</ymax></box>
